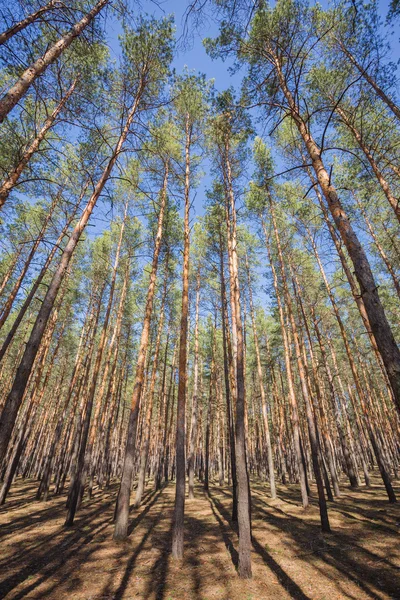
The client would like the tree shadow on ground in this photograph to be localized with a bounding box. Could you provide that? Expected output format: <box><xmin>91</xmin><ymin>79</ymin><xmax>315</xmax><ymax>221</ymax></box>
<box><xmin>208</xmin><ymin>489</ymin><xmax>313</xmax><ymax>600</ymax></box>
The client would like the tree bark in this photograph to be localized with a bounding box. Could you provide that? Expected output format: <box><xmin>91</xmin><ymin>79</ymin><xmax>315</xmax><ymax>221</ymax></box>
<box><xmin>0</xmin><ymin>90</ymin><xmax>142</xmax><ymax>466</ymax></box>
<box><xmin>172</xmin><ymin>114</ymin><xmax>191</xmax><ymax>560</ymax></box>
<box><xmin>114</xmin><ymin>161</ymin><xmax>168</xmax><ymax>541</ymax></box>
<box><xmin>0</xmin><ymin>0</ymin><xmax>108</xmax><ymax>123</ymax></box>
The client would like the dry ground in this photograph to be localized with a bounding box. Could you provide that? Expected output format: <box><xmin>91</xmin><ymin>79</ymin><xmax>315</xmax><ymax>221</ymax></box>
<box><xmin>0</xmin><ymin>475</ymin><xmax>399</xmax><ymax>600</ymax></box>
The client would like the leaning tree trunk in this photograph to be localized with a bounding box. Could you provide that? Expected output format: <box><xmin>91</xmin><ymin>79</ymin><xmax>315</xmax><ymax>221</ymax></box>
<box><xmin>0</xmin><ymin>0</ymin><xmax>109</xmax><ymax>124</ymax></box>
<box><xmin>0</xmin><ymin>0</ymin><xmax>60</xmax><ymax>46</ymax></box>
<box><xmin>0</xmin><ymin>182</ymin><xmax>85</xmax><ymax>363</ymax></box>
<box><xmin>335</xmin><ymin>105</ymin><xmax>400</xmax><ymax>225</ymax></box>
<box><xmin>273</xmin><ymin>53</ymin><xmax>400</xmax><ymax>417</ymax></box>
<box><xmin>0</xmin><ymin>89</ymin><xmax>142</xmax><ymax>466</ymax></box>
<box><xmin>336</xmin><ymin>39</ymin><xmax>400</xmax><ymax>123</ymax></box>
<box><xmin>0</xmin><ymin>190</ymin><xmax>59</xmax><ymax>330</ymax></box>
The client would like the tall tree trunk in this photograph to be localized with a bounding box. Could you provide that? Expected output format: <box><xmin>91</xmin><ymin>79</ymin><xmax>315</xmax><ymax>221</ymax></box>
<box><xmin>188</xmin><ymin>270</ymin><xmax>201</xmax><ymax>499</ymax></box>
<box><xmin>336</xmin><ymin>39</ymin><xmax>400</xmax><ymax>122</ymax></box>
<box><xmin>0</xmin><ymin>190</ymin><xmax>60</xmax><ymax>330</ymax></box>
<box><xmin>269</xmin><ymin>200</ymin><xmax>330</xmax><ymax>532</ymax></box>
<box><xmin>114</xmin><ymin>161</ymin><xmax>168</xmax><ymax>541</ymax></box>
<box><xmin>353</xmin><ymin>194</ymin><xmax>400</xmax><ymax>299</ymax></box>
<box><xmin>172</xmin><ymin>114</ymin><xmax>191</xmax><ymax>560</ymax></box>
<box><xmin>65</xmin><ymin>205</ymin><xmax>127</xmax><ymax>525</ymax></box>
<box><xmin>273</xmin><ymin>53</ymin><xmax>400</xmax><ymax>416</ymax></box>
<box><xmin>0</xmin><ymin>90</ymin><xmax>142</xmax><ymax>466</ymax></box>
<box><xmin>0</xmin><ymin>182</ymin><xmax>85</xmax><ymax>362</ymax></box>
<box><xmin>0</xmin><ymin>0</ymin><xmax>109</xmax><ymax>124</ymax></box>
<box><xmin>134</xmin><ymin>266</ymin><xmax>168</xmax><ymax>507</ymax></box>
<box><xmin>334</xmin><ymin>105</ymin><xmax>400</xmax><ymax>224</ymax></box>
<box><xmin>219</xmin><ymin>232</ymin><xmax>238</xmax><ymax>521</ymax></box>
<box><xmin>263</xmin><ymin>222</ymin><xmax>309</xmax><ymax>508</ymax></box>
<box><xmin>223</xmin><ymin>139</ymin><xmax>252</xmax><ymax>579</ymax></box>
<box><xmin>204</xmin><ymin>324</ymin><xmax>216</xmax><ymax>493</ymax></box>
<box><xmin>245</xmin><ymin>252</ymin><xmax>276</xmax><ymax>499</ymax></box>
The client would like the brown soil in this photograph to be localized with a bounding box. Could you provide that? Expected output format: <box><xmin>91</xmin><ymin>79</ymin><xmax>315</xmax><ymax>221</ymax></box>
<box><xmin>0</xmin><ymin>476</ymin><xmax>399</xmax><ymax>599</ymax></box>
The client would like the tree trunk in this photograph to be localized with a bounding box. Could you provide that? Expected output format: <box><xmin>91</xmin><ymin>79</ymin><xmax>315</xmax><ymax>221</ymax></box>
<box><xmin>0</xmin><ymin>0</ymin><xmax>60</xmax><ymax>46</ymax></box>
<box><xmin>224</xmin><ymin>139</ymin><xmax>252</xmax><ymax>579</ymax></box>
<box><xmin>0</xmin><ymin>0</ymin><xmax>109</xmax><ymax>123</ymax></box>
<box><xmin>0</xmin><ymin>79</ymin><xmax>76</xmax><ymax>208</ymax></box>
<box><xmin>172</xmin><ymin>115</ymin><xmax>191</xmax><ymax>560</ymax></box>
<box><xmin>273</xmin><ymin>54</ymin><xmax>400</xmax><ymax>417</ymax></box>
<box><xmin>114</xmin><ymin>161</ymin><xmax>168</xmax><ymax>541</ymax></box>
<box><xmin>188</xmin><ymin>270</ymin><xmax>201</xmax><ymax>499</ymax></box>
<box><xmin>245</xmin><ymin>252</ymin><xmax>276</xmax><ymax>499</ymax></box>
<box><xmin>0</xmin><ymin>90</ymin><xmax>142</xmax><ymax>467</ymax></box>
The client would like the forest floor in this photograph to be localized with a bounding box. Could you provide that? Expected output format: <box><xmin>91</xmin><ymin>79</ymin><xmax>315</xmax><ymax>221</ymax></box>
<box><xmin>0</xmin><ymin>476</ymin><xmax>399</xmax><ymax>600</ymax></box>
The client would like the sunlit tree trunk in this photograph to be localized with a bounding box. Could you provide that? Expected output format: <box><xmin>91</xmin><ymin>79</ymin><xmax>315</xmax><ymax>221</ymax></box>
<box><xmin>188</xmin><ymin>270</ymin><xmax>201</xmax><ymax>499</ymax></box>
<box><xmin>114</xmin><ymin>161</ymin><xmax>168</xmax><ymax>541</ymax></box>
<box><xmin>273</xmin><ymin>54</ymin><xmax>400</xmax><ymax>416</ymax></box>
<box><xmin>0</xmin><ymin>0</ymin><xmax>109</xmax><ymax>123</ymax></box>
<box><xmin>0</xmin><ymin>90</ymin><xmax>142</xmax><ymax>467</ymax></box>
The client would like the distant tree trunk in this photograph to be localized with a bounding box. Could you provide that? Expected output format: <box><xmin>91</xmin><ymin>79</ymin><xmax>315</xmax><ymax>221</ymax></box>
<box><xmin>134</xmin><ymin>265</ymin><xmax>168</xmax><ymax>507</ymax></box>
<box><xmin>0</xmin><ymin>90</ymin><xmax>142</xmax><ymax>467</ymax></box>
<box><xmin>0</xmin><ymin>0</ymin><xmax>109</xmax><ymax>124</ymax></box>
<box><xmin>0</xmin><ymin>301</ymin><xmax>64</xmax><ymax>503</ymax></box>
<box><xmin>188</xmin><ymin>270</ymin><xmax>201</xmax><ymax>499</ymax></box>
<box><xmin>204</xmin><ymin>324</ymin><xmax>216</xmax><ymax>493</ymax></box>
<box><xmin>114</xmin><ymin>161</ymin><xmax>168</xmax><ymax>541</ymax></box>
<box><xmin>296</xmin><ymin>291</ymin><xmax>340</xmax><ymax>498</ymax></box>
<box><xmin>245</xmin><ymin>252</ymin><xmax>276</xmax><ymax>499</ymax></box>
<box><xmin>172</xmin><ymin>114</ymin><xmax>191</xmax><ymax>560</ymax></box>
<box><xmin>36</xmin><ymin>289</ymin><xmax>97</xmax><ymax>501</ymax></box>
<box><xmin>311</xmin><ymin>308</ymin><xmax>359</xmax><ymax>488</ymax></box>
<box><xmin>304</xmin><ymin>216</ymin><xmax>396</xmax><ymax>501</ymax></box>
<box><xmin>269</xmin><ymin>200</ymin><xmax>330</xmax><ymax>532</ymax></box>
<box><xmin>263</xmin><ymin>222</ymin><xmax>309</xmax><ymax>508</ymax></box>
<box><xmin>65</xmin><ymin>205</ymin><xmax>127</xmax><ymax>526</ymax></box>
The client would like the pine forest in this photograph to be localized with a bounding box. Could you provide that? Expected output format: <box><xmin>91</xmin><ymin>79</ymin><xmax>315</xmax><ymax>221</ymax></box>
<box><xmin>0</xmin><ymin>0</ymin><xmax>399</xmax><ymax>598</ymax></box>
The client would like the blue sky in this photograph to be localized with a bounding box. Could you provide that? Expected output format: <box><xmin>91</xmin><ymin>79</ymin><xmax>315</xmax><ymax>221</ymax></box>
<box><xmin>102</xmin><ymin>0</ymin><xmax>244</xmax><ymax>221</ymax></box>
<box><xmin>93</xmin><ymin>0</ymin><xmax>399</xmax><ymax>305</ymax></box>
<box><xmin>101</xmin><ymin>0</ymin><xmax>399</xmax><ymax>224</ymax></box>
